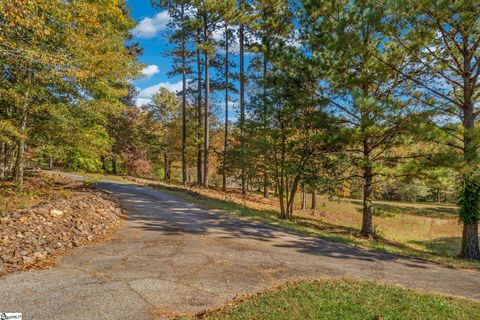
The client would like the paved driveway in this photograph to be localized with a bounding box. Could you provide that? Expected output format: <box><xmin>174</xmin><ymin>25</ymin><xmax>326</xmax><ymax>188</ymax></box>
<box><xmin>1</xmin><ymin>179</ymin><xmax>479</xmax><ymax>319</ymax></box>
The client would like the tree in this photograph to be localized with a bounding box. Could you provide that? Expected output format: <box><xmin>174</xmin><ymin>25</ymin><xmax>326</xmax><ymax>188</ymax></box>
<box><xmin>249</xmin><ymin>0</ymin><xmax>293</xmax><ymax>198</ymax></box>
<box><xmin>0</xmin><ymin>0</ymin><xmax>140</xmax><ymax>188</ymax></box>
<box><xmin>145</xmin><ymin>88</ymin><xmax>182</xmax><ymax>180</ymax></box>
<box><xmin>259</xmin><ymin>47</ymin><xmax>340</xmax><ymax>219</ymax></box>
<box><xmin>239</xmin><ymin>0</ymin><xmax>247</xmax><ymax>195</ymax></box>
<box><xmin>152</xmin><ymin>0</ymin><xmax>192</xmax><ymax>185</ymax></box>
<box><xmin>302</xmin><ymin>0</ymin><xmax>420</xmax><ymax>237</ymax></box>
<box><xmin>193</xmin><ymin>0</ymin><xmax>237</xmax><ymax>188</ymax></box>
<box><xmin>219</xmin><ymin>23</ymin><xmax>238</xmax><ymax>191</ymax></box>
<box><xmin>390</xmin><ymin>0</ymin><xmax>480</xmax><ymax>258</ymax></box>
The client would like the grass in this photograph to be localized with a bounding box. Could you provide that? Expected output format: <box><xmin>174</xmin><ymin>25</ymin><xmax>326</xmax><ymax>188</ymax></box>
<box><xmin>189</xmin><ymin>279</ymin><xmax>480</xmax><ymax>320</ymax></box>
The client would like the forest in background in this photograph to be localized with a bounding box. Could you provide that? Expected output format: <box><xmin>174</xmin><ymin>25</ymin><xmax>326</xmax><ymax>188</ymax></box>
<box><xmin>1</xmin><ymin>0</ymin><xmax>480</xmax><ymax>259</ymax></box>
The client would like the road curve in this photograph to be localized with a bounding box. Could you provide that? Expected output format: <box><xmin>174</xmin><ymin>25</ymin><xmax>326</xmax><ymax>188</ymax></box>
<box><xmin>1</xmin><ymin>176</ymin><xmax>479</xmax><ymax>319</ymax></box>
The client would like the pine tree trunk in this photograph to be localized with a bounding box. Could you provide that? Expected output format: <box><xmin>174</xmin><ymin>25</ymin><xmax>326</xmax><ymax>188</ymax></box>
<box><xmin>223</xmin><ymin>23</ymin><xmax>229</xmax><ymax>192</ymax></box>
<box><xmin>279</xmin><ymin>123</ymin><xmax>287</xmax><ymax>219</ymax></box>
<box><xmin>203</xmin><ymin>22</ymin><xmax>210</xmax><ymax>188</ymax></box>
<box><xmin>460</xmin><ymin>223</ymin><xmax>480</xmax><ymax>259</ymax></box>
<box><xmin>196</xmin><ymin>29</ymin><xmax>203</xmax><ymax>185</ymax></box>
<box><xmin>361</xmin><ymin>162</ymin><xmax>374</xmax><ymax>237</ymax></box>
<box><xmin>262</xmin><ymin>52</ymin><xmax>268</xmax><ymax>199</ymax></box>
<box><xmin>460</xmin><ymin>104</ymin><xmax>480</xmax><ymax>259</ymax></box>
<box><xmin>49</xmin><ymin>156</ymin><xmax>53</xmax><ymax>169</ymax></box>
<box><xmin>239</xmin><ymin>0</ymin><xmax>246</xmax><ymax>196</ymax></box>
<box><xmin>181</xmin><ymin>4</ymin><xmax>187</xmax><ymax>186</ymax></box>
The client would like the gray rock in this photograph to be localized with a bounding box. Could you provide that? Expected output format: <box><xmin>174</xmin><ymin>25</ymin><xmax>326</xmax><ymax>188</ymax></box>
<box><xmin>36</xmin><ymin>208</ymin><xmax>50</xmax><ymax>215</ymax></box>
<box><xmin>33</xmin><ymin>252</ymin><xmax>45</xmax><ymax>260</ymax></box>
<box><xmin>50</xmin><ymin>209</ymin><xmax>64</xmax><ymax>217</ymax></box>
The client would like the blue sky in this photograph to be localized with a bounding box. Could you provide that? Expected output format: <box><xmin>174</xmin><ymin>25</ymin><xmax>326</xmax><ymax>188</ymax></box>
<box><xmin>127</xmin><ymin>1</ymin><xmax>184</xmax><ymax>107</ymax></box>
<box><xmin>127</xmin><ymin>1</ymin><xmax>277</xmax><ymax>124</ymax></box>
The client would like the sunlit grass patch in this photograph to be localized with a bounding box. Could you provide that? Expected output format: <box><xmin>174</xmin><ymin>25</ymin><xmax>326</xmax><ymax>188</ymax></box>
<box><xmin>189</xmin><ymin>279</ymin><xmax>480</xmax><ymax>320</ymax></box>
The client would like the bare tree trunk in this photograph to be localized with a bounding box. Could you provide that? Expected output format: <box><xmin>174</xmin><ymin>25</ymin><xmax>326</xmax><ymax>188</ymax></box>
<box><xmin>223</xmin><ymin>23</ymin><xmax>229</xmax><ymax>192</ymax></box>
<box><xmin>112</xmin><ymin>157</ymin><xmax>117</xmax><ymax>175</ymax></box>
<box><xmin>301</xmin><ymin>185</ymin><xmax>306</xmax><ymax>210</ymax></box>
<box><xmin>0</xmin><ymin>142</ymin><xmax>5</xmax><ymax>180</ymax></box>
<box><xmin>7</xmin><ymin>144</ymin><xmax>15</xmax><ymax>179</ymax></box>
<box><xmin>239</xmin><ymin>0</ymin><xmax>246</xmax><ymax>196</ymax></box>
<box><xmin>203</xmin><ymin>21</ymin><xmax>210</xmax><ymax>188</ymax></box>
<box><xmin>279</xmin><ymin>182</ymin><xmax>286</xmax><ymax>219</ymax></box>
<box><xmin>15</xmin><ymin>101</ymin><xmax>28</xmax><ymax>190</ymax></box>
<box><xmin>101</xmin><ymin>156</ymin><xmax>107</xmax><ymax>172</ymax></box>
<box><xmin>311</xmin><ymin>188</ymin><xmax>317</xmax><ymax>211</ymax></box>
<box><xmin>196</xmin><ymin>29</ymin><xmax>203</xmax><ymax>185</ymax></box>
<box><xmin>181</xmin><ymin>4</ymin><xmax>187</xmax><ymax>186</ymax></box>
<box><xmin>164</xmin><ymin>149</ymin><xmax>169</xmax><ymax>180</ymax></box>
<box><xmin>286</xmin><ymin>177</ymin><xmax>300</xmax><ymax>218</ymax></box>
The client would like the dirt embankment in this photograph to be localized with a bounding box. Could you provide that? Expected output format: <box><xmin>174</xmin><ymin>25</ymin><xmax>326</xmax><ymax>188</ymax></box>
<box><xmin>0</xmin><ymin>173</ymin><xmax>125</xmax><ymax>276</ymax></box>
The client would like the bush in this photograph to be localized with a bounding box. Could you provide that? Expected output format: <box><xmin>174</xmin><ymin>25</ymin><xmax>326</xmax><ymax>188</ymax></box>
<box><xmin>84</xmin><ymin>175</ymin><xmax>100</xmax><ymax>188</ymax></box>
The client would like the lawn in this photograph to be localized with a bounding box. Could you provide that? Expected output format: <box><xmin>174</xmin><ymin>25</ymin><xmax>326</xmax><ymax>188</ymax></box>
<box><xmin>190</xmin><ymin>279</ymin><xmax>480</xmax><ymax>320</ymax></box>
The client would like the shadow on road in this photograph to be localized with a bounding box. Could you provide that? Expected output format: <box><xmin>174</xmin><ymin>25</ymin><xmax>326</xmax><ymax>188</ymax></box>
<box><xmin>98</xmin><ymin>181</ymin><xmax>450</xmax><ymax>271</ymax></box>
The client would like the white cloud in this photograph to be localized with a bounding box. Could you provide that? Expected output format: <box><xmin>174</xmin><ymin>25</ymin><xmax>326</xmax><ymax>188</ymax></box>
<box><xmin>141</xmin><ymin>65</ymin><xmax>160</xmax><ymax>78</ymax></box>
<box><xmin>135</xmin><ymin>98</ymin><xmax>153</xmax><ymax>107</ymax></box>
<box><xmin>136</xmin><ymin>80</ymin><xmax>183</xmax><ymax>106</ymax></box>
<box><xmin>132</xmin><ymin>11</ymin><xmax>170</xmax><ymax>39</ymax></box>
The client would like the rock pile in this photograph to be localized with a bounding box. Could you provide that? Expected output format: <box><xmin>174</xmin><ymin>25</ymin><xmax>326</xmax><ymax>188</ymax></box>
<box><xmin>0</xmin><ymin>190</ymin><xmax>124</xmax><ymax>276</ymax></box>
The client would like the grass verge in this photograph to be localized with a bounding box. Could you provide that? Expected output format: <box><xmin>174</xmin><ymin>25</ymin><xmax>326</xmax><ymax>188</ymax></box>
<box><xmin>189</xmin><ymin>279</ymin><xmax>480</xmax><ymax>320</ymax></box>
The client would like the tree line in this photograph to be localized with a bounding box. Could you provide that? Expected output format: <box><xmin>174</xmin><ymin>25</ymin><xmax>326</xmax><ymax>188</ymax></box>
<box><xmin>0</xmin><ymin>0</ymin><xmax>140</xmax><ymax>185</ymax></box>
<box><xmin>1</xmin><ymin>0</ymin><xmax>479</xmax><ymax>260</ymax></box>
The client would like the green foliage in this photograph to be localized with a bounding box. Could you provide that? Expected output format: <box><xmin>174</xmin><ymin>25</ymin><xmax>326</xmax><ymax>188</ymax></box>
<box><xmin>459</xmin><ymin>172</ymin><xmax>480</xmax><ymax>225</ymax></box>
<box><xmin>84</xmin><ymin>174</ymin><xmax>101</xmax><ymax>188</ymax></box>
